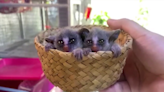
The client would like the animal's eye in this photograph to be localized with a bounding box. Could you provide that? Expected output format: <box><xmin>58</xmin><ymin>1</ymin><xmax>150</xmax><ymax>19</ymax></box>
<box><xmin>57</xmin><ymin>40</ymin><xmax>64</xmax><ymax>44</ymax></box>
<box><xmin>87</xmin><ymin>40</ymin><xmax>92</xmax><ymax>44</ymax></box>
<box><xmin>98</xmin><ymin>39</ymin><xmax>104</xmax><ymax>43</ymax></box>
<box><xmin>69</xmin><ymin>38</ymin><xmax>75</xmax><ymax>43</ymax></box>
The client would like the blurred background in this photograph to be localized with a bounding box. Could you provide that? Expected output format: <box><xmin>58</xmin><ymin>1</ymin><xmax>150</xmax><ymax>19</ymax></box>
<box><xmin>0</xmin><ymin>0</ymin><xmax>163</xmax><ymax>92</ymax></box>
<box><xmin>0</xmin><ymin>0</ymin><xmax>163</xmax><ymax>47</ymax></box>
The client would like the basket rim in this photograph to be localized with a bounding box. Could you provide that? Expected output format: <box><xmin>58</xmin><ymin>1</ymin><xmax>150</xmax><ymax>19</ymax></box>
<box><xmin>34</xmin><ymin>25</ymin><xmax>133</xmax><ymax>55</ymax></box>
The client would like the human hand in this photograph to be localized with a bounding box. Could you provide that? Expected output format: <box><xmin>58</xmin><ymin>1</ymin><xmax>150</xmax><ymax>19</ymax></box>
<box><xmin>100</xmin><ymin>18</ymin><xmax>164</xmax><ymax>92</ymax></box>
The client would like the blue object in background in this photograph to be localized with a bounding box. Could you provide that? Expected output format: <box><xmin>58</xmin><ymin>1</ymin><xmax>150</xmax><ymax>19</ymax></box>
<box><xmin>0</xmin><ymin>86</ymin><xmax>28</xmax><ymax>92</ymax></box>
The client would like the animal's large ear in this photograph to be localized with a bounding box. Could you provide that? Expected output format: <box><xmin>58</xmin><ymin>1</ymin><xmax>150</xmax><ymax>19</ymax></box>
<box><xmin>108</xmin><ymin>29</ymin><xmax>121</xmax><ymax>42</ymax></box>
<box><xmin>45</xmin><ymin>36</ymin><xmax>55</xmax><ymax>44</ymax></box>
<box><xmin>78</xmin><ymin>28</ymin><xmax>90</xmax><ymax>41</ymax></box>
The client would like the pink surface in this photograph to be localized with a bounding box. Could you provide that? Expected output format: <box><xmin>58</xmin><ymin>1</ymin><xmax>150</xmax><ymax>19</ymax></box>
<box><xmin>32</xmin><ymin>76</ymin><xmax>63</xmax><ymax>92</ymax></box>
<box><xmin>32</xmin><ymin>76</ymin><xmax>55</xmax><ymax>92</ymax></box>
<box><xmin>0</xmin><ymin>58</ymin><xmax>43</xmax><ymax>80</ymax></box>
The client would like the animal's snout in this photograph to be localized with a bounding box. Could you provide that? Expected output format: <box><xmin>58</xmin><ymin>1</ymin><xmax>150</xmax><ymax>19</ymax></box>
<box><xmin>91</xmin><ymin>45</ymin><xmax>98</xmax><ymax>52</ymax></box>
<box><xmin>63</xmin><ymin>45</ymin><xmax>69</xmax><ymax>52</ymax></box>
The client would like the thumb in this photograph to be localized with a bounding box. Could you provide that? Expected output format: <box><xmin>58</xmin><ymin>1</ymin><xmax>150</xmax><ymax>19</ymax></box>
<box><xmin>107</xmin><ymin>18</ymin><xmax>150</xmax><ymax>39</ymax></box>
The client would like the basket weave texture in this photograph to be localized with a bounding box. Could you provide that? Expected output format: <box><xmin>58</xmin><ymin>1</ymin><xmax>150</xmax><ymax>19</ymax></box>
<box><xmin>34</xmin><ymin>25</ymin><xmax>132</xmax><ymax>92</ymax></box>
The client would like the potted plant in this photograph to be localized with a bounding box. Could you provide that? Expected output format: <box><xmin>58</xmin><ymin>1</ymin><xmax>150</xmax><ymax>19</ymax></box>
<box><xmin>92</xmin><ymin>11</ymin><xmax>110</xmax><ymax>26</ymax></box>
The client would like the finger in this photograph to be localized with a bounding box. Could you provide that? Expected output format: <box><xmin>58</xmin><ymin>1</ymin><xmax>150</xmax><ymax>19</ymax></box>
<box><xmin>107</xmin><ymin>18</ymin><xmax>150</xmax><ymax>40</ymax></box>
<box><xmin>117</xmin><ymin>73</ymin><xmax>126</xmax><ymax>82</ymax></box>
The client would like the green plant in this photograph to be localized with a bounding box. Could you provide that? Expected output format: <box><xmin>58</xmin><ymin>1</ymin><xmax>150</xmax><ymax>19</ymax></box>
<box><xmin>92</xmin><ymin>11</ymin><xmax>110</xmax><ymax>26</ymax></box>
<box><xmin>135</xmin><ymin>0</ymin><xmax>149</xmax><ymax>27</ymax></box>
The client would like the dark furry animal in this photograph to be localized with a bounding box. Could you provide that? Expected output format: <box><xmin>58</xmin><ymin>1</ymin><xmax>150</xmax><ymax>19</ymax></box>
<box><xmin>79</xmin><ymin>27</ymin><xmax>121</xmax><ymax>57</ymax></box>
<box><xmin>44</xmin><ymin>28</ymin><xmax>84</xmax><ymax>60</ymax></box>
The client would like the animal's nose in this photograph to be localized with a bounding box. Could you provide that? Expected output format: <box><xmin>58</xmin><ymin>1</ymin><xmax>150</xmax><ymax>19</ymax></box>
<box><xmin>91</xmin><ymin>45</ymin><xmax>98</xmax><ymax>52</ymax></box>
<box><xmin>63</xmin><ymin>45</ymin><xmax>69</xmax><ymax>52</ymax></box>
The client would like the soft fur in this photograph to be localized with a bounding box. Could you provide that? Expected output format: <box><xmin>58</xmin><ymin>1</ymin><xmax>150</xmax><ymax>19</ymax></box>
<box><xmin>44</xmin><ymin>28</ymin><xmax>84</xmax><ymax>60</ymax></box>
<box><xmin>79</xmin><ymin>27</ymin><xmax>121</xmax><ymax>57</ymax></box>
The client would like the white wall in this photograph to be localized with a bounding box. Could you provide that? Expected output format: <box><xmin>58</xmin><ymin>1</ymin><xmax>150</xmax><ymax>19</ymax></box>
<box><xmin>145</xmin><ymin>1</ymin><xmax>164</xmax><ymax>36</ymax></box>
<box><xmin>90</xmin><ymin>0</ymin><xmax>164</xmax><ymax>36</ymax></box>
<box><xmin>90</xmin><ymin>0</ymin><xmax>139</xmax><ymax>20</ymax></box>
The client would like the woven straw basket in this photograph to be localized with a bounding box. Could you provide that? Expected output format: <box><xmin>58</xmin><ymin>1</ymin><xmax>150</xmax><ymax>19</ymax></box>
<box><xmin>34</xmin><ymin>25</ymin><xmax>132</xmax><ymax>92</ymax></box>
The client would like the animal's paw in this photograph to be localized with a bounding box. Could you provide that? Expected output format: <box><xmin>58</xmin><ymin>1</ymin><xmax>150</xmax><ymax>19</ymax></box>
<box><xmin>111</xmin><ymin>43</ymin><xmax>121</xmax><ymax>58</ymax></box>
<box><xmin>45</xmin><ymin>43</ymin><xmax>54</xmax><ymax>51</ymax></box>
<box><xmin>83</xmin><ymin>48</ymin><xmax>92</xmax><ymax>56</ymax></box>
<box><xmin>72</xmin><ymin>48</ymin><xmax>83</xmax><ymax>60</ymax></box>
